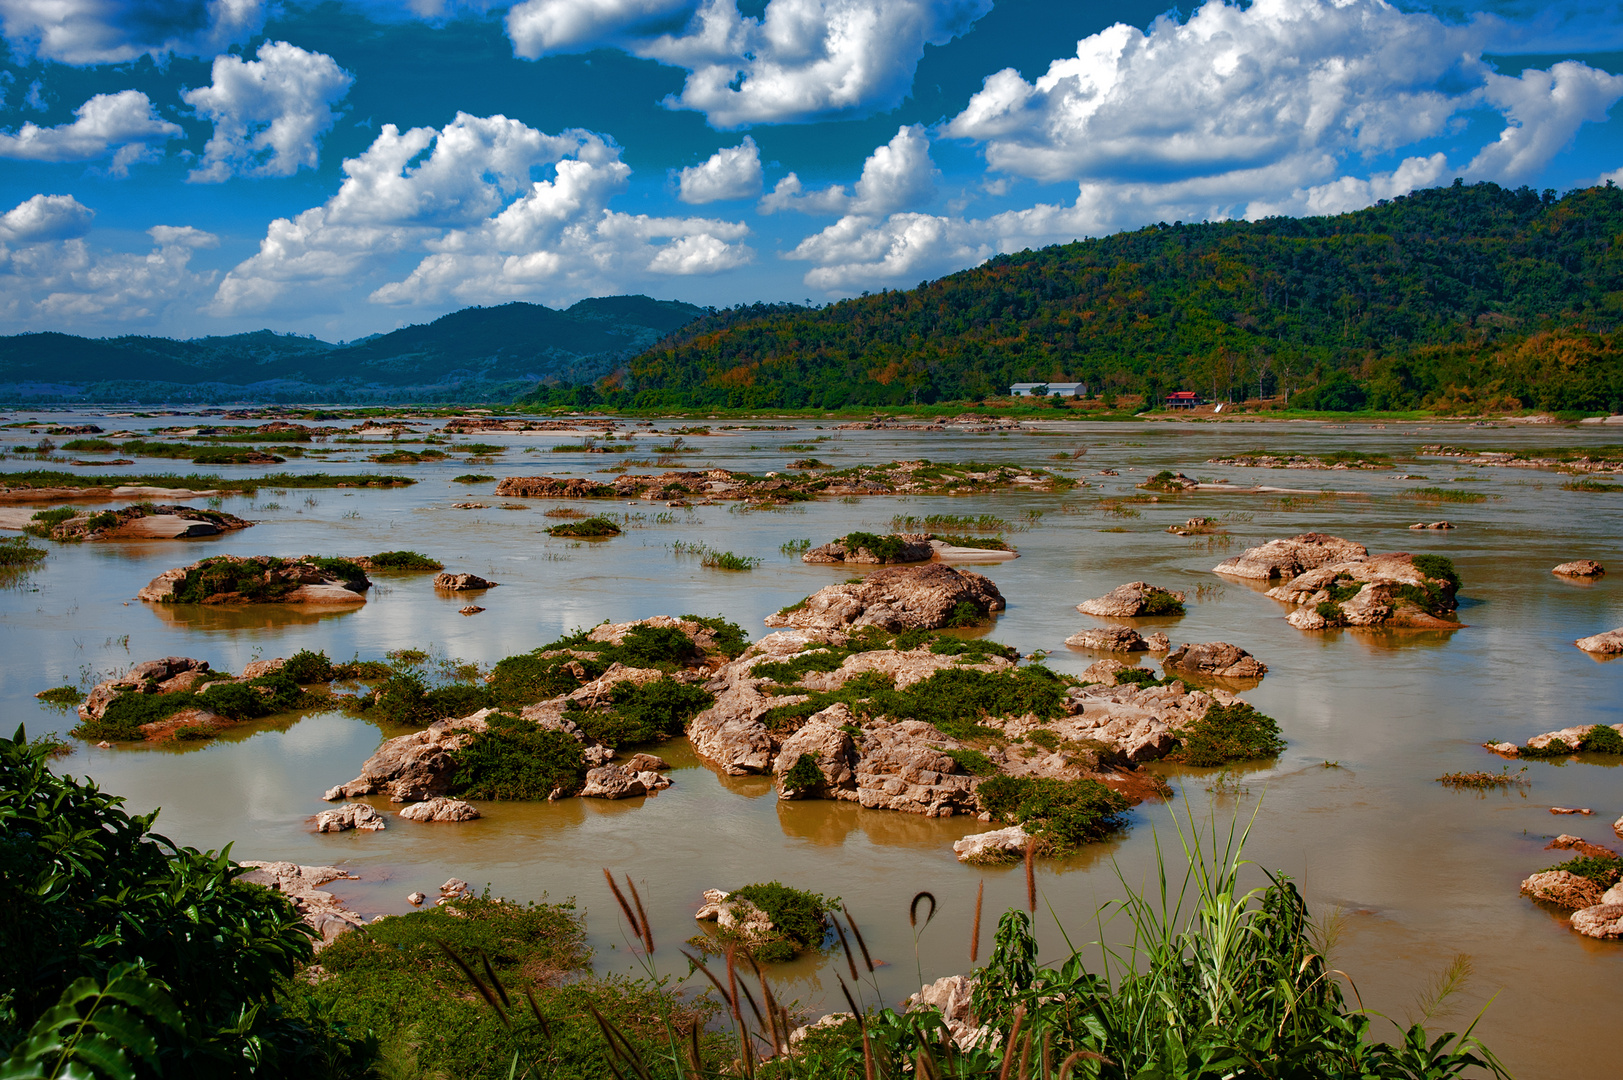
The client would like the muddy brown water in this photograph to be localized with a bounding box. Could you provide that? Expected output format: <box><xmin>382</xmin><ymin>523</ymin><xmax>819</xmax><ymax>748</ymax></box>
<box><xmin>3</xmin><ymin>413</ymin><xmax>1620</xmax><ymax>1077</ymax></box>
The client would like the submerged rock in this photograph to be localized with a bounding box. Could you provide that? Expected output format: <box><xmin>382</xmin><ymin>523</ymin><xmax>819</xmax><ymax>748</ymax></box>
<box><xmin>1575</xmin><ymin>627</ymin><xmax>1623</xmax><ymax>654</ymax></box>
<box><xmin>1553</xmin><ymin>560</ymin><xmax>1605</xmax><ymax>578</ymax></box>
<box><xmin>1076</xmin><ymin>581</ymin><xmax>1186</xmax><ymax>617</ymax></box>
<box><xmin>1064</xmin><ymin>626</ymin><xmax>1150</xmax><ymax>652</ymax></box>
<box><xmin>952</xmin><ymin>825</ymin><xmax>1033</xmax><ymax>864</ymax></box>
<box><xmin>397</xmin><ymin>797</ymin><xmax>481</xmax><ymax>822</ymax></box>
<box><xmin>314</xmin><ymin>803</ymin><xmax>386</xmax><ymax>833</ymax></box>
<box><xmin>1213</xmin><ymin>533</ymin><xmax>1368</xmax><ymax>580</ymax></box>
<box><xmin>763</xmin><ymin>563</ymin><xmax>1004</xmax><ymax>633</ymax></box>
<box><xmin>434</xmin><ymin>572</ymin><xmax>498</xmax><ymax>591</ymax></box>
<box><xmin>1163</xmin><ymin>642</ymin><xmax>1267</xmax><ymax>678</ymax></box>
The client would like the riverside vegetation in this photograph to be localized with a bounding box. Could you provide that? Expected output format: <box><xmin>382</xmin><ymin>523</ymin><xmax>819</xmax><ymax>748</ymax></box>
<box><xmin>0</xmin><ymin>729</ymin><xmax>1511</xmax><ymax>1080</ymax></box>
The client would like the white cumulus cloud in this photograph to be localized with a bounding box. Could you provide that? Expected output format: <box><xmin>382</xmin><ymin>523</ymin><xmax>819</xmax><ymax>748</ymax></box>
<box><xmin>787</xmin><ymin>211</ymin><xmax>990</xmax><ymax>290</ymax></box>
<box><xmin>0</xmin><ymin>194</ymin><xmax>94</xmax><ymax>242</ymax></box>
<box><xmin>0</xmin><ymin>205</ymin><xmax>218</xmax><ymax>331</ymax></box>
<box><xmin>215</xmin><ymin>111</ymin><xmax>752</xmax><ymax>315</ymax></box>
<box><xmin>507</xmin><ymin>0</ymin><xmax>992</xmax><ymax>127</ymax></box>
<box><xmin>761</xmin><ymin>124</ymin><xmax>936</xmax><ymax>215</ymax></box>
<box><xmin>945</xmin><ymin>0</ymin><xmax>1623</xmax><ymax>211</ymax></box>
<box><xmin>0</xmin><ymin>90</ymin><xmax>182</xmax><ymax>175</ymax></box>
<box><xmin>183</xmin><ymin>41</ymin><xmax>355</xmax><ymax>183</ymax></box>
<box><xmin>0</xmin><ymin>0</ymin><xmax>264</xmax><ymax>65</ymax></box>
<box><xmin>677</xmin><ymin>136</ymin><xmax>762</xmax><ymax>203</ymax></box>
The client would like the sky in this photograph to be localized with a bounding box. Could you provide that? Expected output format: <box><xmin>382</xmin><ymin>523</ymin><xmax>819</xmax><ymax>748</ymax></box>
<box><xmin>0</xmin><ymin>0</ymin><xmax>1620</xmax><ymax>342</ymax></box>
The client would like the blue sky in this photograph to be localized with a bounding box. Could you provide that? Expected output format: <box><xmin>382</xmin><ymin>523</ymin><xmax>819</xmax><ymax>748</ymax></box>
<box><xmin>0</xmin><ymin>0</ymin><xmax>1620</xmax><ymax>341</ymax></box>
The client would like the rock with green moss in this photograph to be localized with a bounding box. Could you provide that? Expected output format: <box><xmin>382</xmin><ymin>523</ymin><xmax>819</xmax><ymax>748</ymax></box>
<box><xmin>1077</xmin><ymin>581</ymin><xmax>1186</xmax><ymax>617</ymax></box>
<box><xmin>1267</xmin><ymin>551</ymin><xmax>1461</xmax><ymax>630</ymax></box>
<box><xmin>803</xmin><ymin>532</ymin><xmax>933</xmax><ymax>565</ymax></box>
<box><xmin>138</xmin><ymin>555</ymin><xmax>370</xmax><ymax>605</ymax></box>
<box><xmin>763</xmin><ymin>563</ymin><xmax>1004</xmax><ymax>633</ymax></box>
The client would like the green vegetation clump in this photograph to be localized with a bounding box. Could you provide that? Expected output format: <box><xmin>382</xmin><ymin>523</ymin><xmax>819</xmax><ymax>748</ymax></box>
<box><xmin>837</xmin><ymin>531</ymin><xmax>912</xmax><ymax>562</ymax></box>
<box><xmin>975</xmin><ymin>775</ymin><xmax>1130</xmax><ymax>854</ymax></box>
<box><xmin>1108</xmin><ymin>667</ymin><xmax>1185</xmax><ymax>689</ymax></box>
<box><xmin>1169</xmin><ymin>702</ymin><xmax>1286</xmax><ymax>766</ymax></box>
<box><xmin>1582</xmin><ymin>724</ymin><xmax>1623</xmax><ymax>755</ymax></box>
<box><xmin>1</xmin><ymin>469</ymin><xmax>413</xmax><ymax>493</ymax></box>
<box><xmin>455</xmin><ymin>443</ymin><xmax>505</xmax><ymax>455</ymax></box>
<box><xmin>1436</xmin><ymin>767</ymin><xmax>1528</xmax><ymax>789</ymax></box>
<box><xmin>1540</xmin><ymin>853</ymin><xmax>1623</xmax><ymax>889</ymax></box>
<box><xmin>367</xmin><ymin>549</ymin><xmax>444</xmax><ymax>570</ymax></box>
<box><xmin>931</xmin><ymin>533</ymin><xmax>1012</xmax><ymax>551</ymax></box>
<box><xmin>781</xmin><ymin>753</ymin><xmax>825</xmax><ymax>792</ymax></box>
<box><xmin>166</xmin><ymin>555</ymin><xmax>369</xmax><ymax>604</ymax></box>
<box><xmin>358</xmin><ymin>672</ymin><xmax>494</xmax><ymax>727</ymax></box>
<box><xmin>681</xmin><ymin>614</ymin><xmax>750</xmax><ymax>658</ymax></box>
<box><xmin>1137</xmin><ymin>588</ymin><xmax>1186</xmax><ymax>615</ymax></box>
<box><xmin>372</xmin><ymin>449</ymin><xmax>447</xmax><ymax>463</ymax></box>
<box><xmin>450</xmin><ymin>714</ymin><xmax>587</xmax><ymax>799</ymax></box>
<box><xmin>759</xmin><ymin>663</ymin><xmax>1068</xmax><ymax>741</ymax></box>
<box><xmin>725</xmin><ymin>882</ymin><xmax>834</xmax><ymax>962</ymax></box>
<box><xmin>282</xmin><ymin>649</ymin><xmax>335</xmax><ymax>683</ymax></box>
<box><xmin>701</xmin><ymin>549</ymin><xmax>761</xmax><ymax>570</ymax></box>
<box><xmin>545</xmin><ymin>515</ymin><xmax>623</xmax><ymax>537</ymax></box>
<box><xmin>564</xmin><ymin>678</ymin><xmax>712</xmax><ymax>748</ymax></box>
<box><xmin>1562</xmin><ymin>478</ymin><xmax>1623</xmax><ymax>492</ymax></box>
<box><xmin>0</xmin><ymin>535</ymin><xmax>47</xmax><ymax>564</ymax></box>
<box><xmin>454</xmin><ymin>473</ymin><xmax>496</xmax><ymax>482</ymax></box>
<box><xmin>34</xmin><ymin>684</ymin><xmax>81</xmax><ymax>706</ymax></box>
<box><xmin>943</xmin><ymin>747</ymin><xmax>998</xmax><ymax>775</ymax></box>
<box><xmin>1403</xmin><ymin>486</ymin><xmax>1487</xmax><ymax>503</ymax></box>
<box><xmin>486</xmin><ymin>619</ymin><xmax>744</xmax><ymax>709</ymax></box>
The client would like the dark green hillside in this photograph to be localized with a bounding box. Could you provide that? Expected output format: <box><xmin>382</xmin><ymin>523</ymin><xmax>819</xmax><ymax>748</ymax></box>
<box><xmin>0</xmin><ymin>295</ymin><xmax>707</xmax><ymax>403</ymax></box>
<box><xmin>570</xmin><ymin>182</ymin><xmax>1623</xmax><ymax>413</ymax></box>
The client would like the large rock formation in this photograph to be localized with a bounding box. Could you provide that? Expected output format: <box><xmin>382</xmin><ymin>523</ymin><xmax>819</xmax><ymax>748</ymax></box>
<box><xmin>1484</xmin><ymin>723</ymin><xmax>1623</xmax><ymax>758</ymax></box>
<box><xmin>1213</xmin><ymin>533</ymin><xmax>1368</xmax><ymax>580</ymax></box>
<box><xmin>1076</xmin><ymin>581</ymin><xmax>1186</xmax><ymax>617</ymax></box>
<box><xmin>1521</xmin><ymin>870</ymin><xmax>1605</xmax><ymax>909</ymax></box>
<box><xmin>763</xmin><ymin>563</ymin><xmax>1004</xmax><ymax>632</ymax></box>
<box><xmin>1163</xmin><ymin>642</ymin><xmax>1267</xmax><ymax>679</ymax></box>
<box><xmin>138</xmin><ymin>555</ymin><xmax>370</xmax><ymax>605</ymax></box>
<box><xmin>326</xmin><ymin>711</ymin><xmax>494</xmax><ymax>803</ymax></box>
<box><xmin>1576</xmin><ymin>628</ymin><xmax>1623</xmax><ymax>654</ymax></box>
<box><xmin>1266</xmin><ymin>552</ymin><xmax>1460</xmax><ymax>630</ymax></box>
<box><xmin>803</xmin><ymin>533</ymin><xmax>934</xmax><ymax>564</ymax></box>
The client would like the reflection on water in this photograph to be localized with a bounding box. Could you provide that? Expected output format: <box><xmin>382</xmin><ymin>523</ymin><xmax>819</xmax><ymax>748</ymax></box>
<box><xmin>2</xmin><ymin>413</ymin><xmax>1621</xmax><ymax>1078</ymax></box>
<box><xmin>143</xmin><ymin>601</ymin><xmax>366</xmax><ymax>632</ymax></box>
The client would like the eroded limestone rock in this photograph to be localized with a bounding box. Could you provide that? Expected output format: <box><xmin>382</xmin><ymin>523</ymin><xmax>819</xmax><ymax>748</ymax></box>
<box><xmin>1575</xmin><ymin>628</ymin><xmax>1623</xmax><ymax>654</ymax></box>
<box><xmin>1213</xmin><ymin>533</ymin><xmax>1368</xmax><ymax>580</ymax></box>
<box><xmin>1163</xmin><ymin>642</ymin><xmax>1267</xmax><ymax>678</ymax></box>
<box><xmin>803</xmin><ymin>533</ymin><xmax>933</xmax><ymax>564</ymax></box>
<box><xmin>1553</xmin><ymin>560</ymin><xmax>1605</xmax><ymax>578</ymax></box>
<box><xmin>1065</xmin><ymin>626</ymin><xmax>1149</xmax><ymax>652</ymax></box>
<box><xmin>397</xmin><ymin>797</ymin><xmax>481</xmax><ymax>822</ymax></box>
<box><xmin>314</xmin><ymin>803</ymin><xmax>386</xmax><ymax>832</ymax></box>
<box><xmin>434</xmin><ymin>572</ymin><xmax>498</xmax><ymax>591</ymax></box>
<box><xmin>236</xmin><ymin>861</ymin><xmax>364</xmax><ymax>947</ymax></box>
<box><xmin>1077</xmin><ymin>581</ymin><xmax>1186</xmax><ymax>617</ymax></box>
<box><xmin>763</xmin><ymin>563</ymin><xmax>1004</xmax><ymax>633</ymax></box>
<box><xmin>1521</xmin><ymin>870</ymin><xmax>1604</xmax><ymax>909</ymax></box>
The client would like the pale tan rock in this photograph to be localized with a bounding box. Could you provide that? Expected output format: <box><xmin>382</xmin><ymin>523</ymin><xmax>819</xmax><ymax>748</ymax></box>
<box><xmin>314</xmin><ymin>802</ymin><xmax>385</xmax><ymax>832</ymax></box>
<box><xmin>1521</xmin><ymin>870</ymin><xmax>1604</xmax><ymax>909</ymax></box>
<box><xmin>773</xmin><ymin>710</ymin><xmax>857</xmax><ymax>797</ymax></box>
<box><xmin>1553</xmin><ymin>560</ymin><xmax>1605</xmax><ymax>578</ymax></box>
<box><xmin>952</xmin><ymin>825</ymin><xmax>1032</xmax><ymax>864</ymax></box>
<box><xmin>397</xmin><ymin>797</ymin><xmax>481</xmax><ymax>822</ymax></box>
<box><xmin>1065</xmin><ymin>626</ymin><xmax>1148</xmax><ymax>652</ymax></box>
<box><xmin>241</xmin><ymin>658</ymin><xmax>286</xmax><ymax>679</ymax></box>
<box><xmin>1213</xmin><ymin>533</ymin><xmax>1367</xmax><ymax>580</ymax></box>
<box><xmin>1079</xmin><ymin>658</ymin><xmax>1131</xmax><ymax>685</ymax></box>
<box><xmin>1077</xmin><ymin>581</ymin><xmax>1186</xmax><ymax>617</ymax></box>
<box><xmin>1571</xmin><ymin>903</ymin><xmax>1623</xmax><ymax>939</ymax></box>
<box><xmin>579</xmin><ymin>764</ymin><xmax>653</xmax><ymax>799</ymax></box>
<box><xmin>1145</xmin><ymin>632</ymin><xmax>1171</xmax><ymax>651</ymax></box>
<box><xmin>625</xmin><ymin>752</ymin><xmax>670</xmax><ymax>771</ymax></box>
<box><xmin>764</xmin><ymin>563</ymin><xmax>1004</xmax><ymax>633</ymax></box>
<box><xmin>1527</xmin><ymin>726</ymin><xmax>1601</xmax><ymax>752</ymax></box>
<box><xmin>434</xmin><ymin>572</ymin><xmax>498</xmax><ymax>591</ymax></box>
<box><xmin>329</xmin><ymin>710</ymin><xmax>495</xmax><ymax>803</ymax></box>
<box><xmin>237</xmin><ymin>861</ymin><xmax>364</xmax><ymax>947</ymax></box>
<box><xmin>1163</xmin><ymin>642</ymin><xmax>1267</xmax><ymax>678</ymax></box>
<box><xmin>903</xmin><ymin>975</ymin><xmax>983</xmax><ymax>1051</ymax></box>
<box><xmin>1604</xmin><ymin>882</ymin><xmax>1623</xmax><ymax>905</ymax></box>
<box><xmin>1575</xmin><ymin>627</ymin><xmax>1623</xmax><ymax>654</ymax></box>
<box><xmin>408</xmin><ymin>892</ymin><xmax>426</xmax><ymax>905</ymax></box>
<box><xmin>1268</xmin><ymin>552</ymin><xmax>1460</xmax><ymax>629</ymax></box>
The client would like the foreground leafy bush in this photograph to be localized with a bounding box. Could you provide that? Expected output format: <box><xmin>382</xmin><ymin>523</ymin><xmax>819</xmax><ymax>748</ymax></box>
<box><xmin>0</xmin><ymin>726</ymin><xmax>372</xmax><ymax>1075</ymax></box>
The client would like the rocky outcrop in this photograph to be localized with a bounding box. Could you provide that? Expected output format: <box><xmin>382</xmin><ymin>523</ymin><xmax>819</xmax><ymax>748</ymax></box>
<box><xmin>79</xmin><ymin>657</ymin><xmax>211</xmax><ymax>720</ymax></box>
<box><xmin>326</xmin><ymin>711</ymin><xmax>495</xmax><ymax>803</ymax></box>
<box><xmin>694</xmin><ymin>889</ymin><xmax>775</xmax><ymax>946</ymax></box>
<box><xmin>397</xmin><ymin>797</ymin><xmax>481</xmax><ymax>822</ymax></box>
<box><xmin>763</xmin><ymin>563</ymin><xmax>1004</xmax><ymax>632</ymax></box>
<box><xmin>138</xmin><ymin>555</ymin><xmax>369</xmax><ymax>605</ymax></box>
<box><xmin>772</xmin><ymin>712</ymin><xmax>857</xmax><ymax>797</ymax></box>
<box><xmin>952</xmin><ymin>825</ymin><xmax>1033</xmax><ymax>864</ymax></box>
<box><xmin>236</xmin><ymin>861</ymin><xmax>365</xmax><ymax>947</ymax></box>
<box><xmin>1163</xmin><ymin>642</ymin><xmax>1267</xmax><ymax>679</ymax></box>
<box><xmin>1571</xmin><ymin>903</ymin><xmax>1623</xmax><ymax>939</ymax></box>
<box><xmin>625</xmin><ymin>752</ymin><xmax>670</xmax><ymax>771</ymax></box>
<box><xmin>579</xmin><ymin>763</ymin><xmax>673</xmax><ymax>799</ymax></box>
<box><xmin>1575</xmin><ymin>628</ymin><xmax>1623</xmax><ymax>654</ymax></box>
<box><xmin>803</xmin><ymin>533</ymin><xmax>934</xmax><ymax>564</ymax></box>
<box><xmin>1213</xmin><ymin>533</ymin><xmax>1369</xmax><ymax>580</ymax></box>
<box><xmin>434</xmin><ymin>572</ymin><xmax>498</xmax><ymax>591</ymax></box>
<box><xmin>314</xmin><ymin>803</ymin><xmax>386</xmax><ymax>832</ymax></box>
<box><xmin>1077</xmin><ymin>581</ymin><xmax>1186</xmax><ymax>617</ymax></box>
<box><xmin>1064</xmin><ymin>626</ymin><xmax>1150</xmax><ymax>652</ymax></box>
<box><xmin>1521</xmin><ymin>871</ymin><xmax>1605</xmax><ymax>909</ymax></box>
<box><xmin>1553</xmin><ymin>560</ymin><xmax>1605</xmax><ymax>578</ymax></box>
<box><xmin>903</xmin><ymin>974</ymin><xmax>982</xmax><ymax>1051</ymax></box>
<box><xmin>1264</xmin><ymin>552</ymin><xmax>1460</xmax><ymax>630</ymax></box>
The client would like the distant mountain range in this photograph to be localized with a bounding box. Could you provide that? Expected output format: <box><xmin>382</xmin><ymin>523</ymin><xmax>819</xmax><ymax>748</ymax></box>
<box><xmin>0</xmin><ymin>296</ymin><xmax>707</xmax><ymax>404</ymax></box>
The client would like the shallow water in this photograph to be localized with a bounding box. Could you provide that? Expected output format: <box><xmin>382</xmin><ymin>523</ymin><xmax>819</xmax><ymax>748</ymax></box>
<box><xmin>3</xmin><ymin>412</ymin><xmax>1621</xmax><ymax>1076</ymax></box>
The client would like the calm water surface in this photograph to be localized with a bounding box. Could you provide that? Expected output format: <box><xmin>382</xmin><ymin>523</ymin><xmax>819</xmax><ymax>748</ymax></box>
<box><xmin>3</xmin><ymin>413</ymin><xmax>1620</xmax><ymax>1077</ymax></box>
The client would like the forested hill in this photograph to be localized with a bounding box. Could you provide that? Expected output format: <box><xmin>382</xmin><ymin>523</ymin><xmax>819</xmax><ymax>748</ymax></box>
<box><xmin>577</xmin><ymin>182</ymin><xmax>1623</xmax><ymax>413</ymax></box>
<box><xmin>0</xmin><ymin>295</ymin><xmax>705</xmax><ymax>404</ymax></box>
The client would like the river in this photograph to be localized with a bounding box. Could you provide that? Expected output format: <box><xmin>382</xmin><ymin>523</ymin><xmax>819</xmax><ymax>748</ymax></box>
<box><xmin>2</xmin><ymin>411</ymin><xmax>1619</xmax><ymax>1077</ymax></box>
